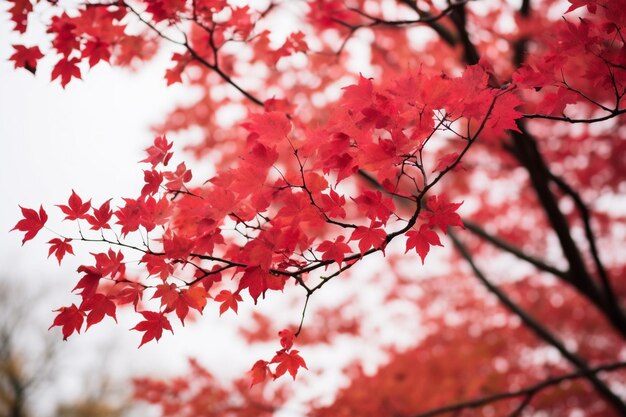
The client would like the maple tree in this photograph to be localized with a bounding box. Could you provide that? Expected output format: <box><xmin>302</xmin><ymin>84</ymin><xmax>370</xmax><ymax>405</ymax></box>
<box><xmin>6</xmin><ymin>0</ymin><xmax>626</xmax><ymax>415</ymax></box>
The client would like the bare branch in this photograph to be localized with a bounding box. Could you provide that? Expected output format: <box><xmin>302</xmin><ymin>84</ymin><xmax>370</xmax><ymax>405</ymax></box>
<box><xmin>449</xmin><ymin>230</ymin><xmax>626</xmax><ymax>415</ymax></box>
<box><xmin>411</xmin><ymin>361</ymin><xmax>626</xmax><ymax>417</ymax></box>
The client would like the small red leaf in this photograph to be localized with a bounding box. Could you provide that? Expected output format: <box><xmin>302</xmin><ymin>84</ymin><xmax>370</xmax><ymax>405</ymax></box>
<box><xmin>48</xmin><ymin>238</ymin><xmax>74</xmax><ymax>264</ymax></box>
<box><xmin>271</xmin><ymin>350</ymin><xmax>307</xmax><ymax>380</ymax></box>
<box><xmin>49</xmin><ymin>304</ymin><xmax>85</xmax><ymax>340</ymax></box>
<box><xmin>131</xmin><ymin>311</ymin><xmax>173</xmax><ymax>348</ymax></box>
<box><xmin>214</xmin><ymin>290</ymin><xmax>242</xmax><ymax>315</ymax></box>
<box><xmin>9</xmin><ymin>44</ymin><xmax>43</xmax><ymax>74</ymax></box>
<box><xmin>405</xmin><ymin>224</ymin><xmax>443</xmax><ymax>264</ymax></box>
<box><xmin>86</xmin><ymin>199</ymin><xmax>113</xmax><ymax>230</ymax></box>
<box><xmin>56</xmin><ymin>190</ymin><xmax>91</xmax><ymax>221</ymax></box>
<box><xmin>12</xmin><ymin>205</ymin><xmax>47</xmax><ymax>245</ymax></box>
<box><xmin>51</xmin><ymin>56</ymin><xmax>82</xmax><ymax>88</ymax></box>
<box><xmin>80</xmin><ymin>293</ymin><xmax>117</xmax><ymax>329</ymax></box>
<box><xmin>249</xmin><ymin>360</ymin><xmax>269</xmax><ymax>386</ymax></box>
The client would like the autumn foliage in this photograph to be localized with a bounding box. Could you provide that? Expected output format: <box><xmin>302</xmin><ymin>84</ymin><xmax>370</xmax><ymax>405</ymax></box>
<box><xmin>7</xmin><ymin>0</ymin><xmax>626</xmax><ymax>415</ymax></box>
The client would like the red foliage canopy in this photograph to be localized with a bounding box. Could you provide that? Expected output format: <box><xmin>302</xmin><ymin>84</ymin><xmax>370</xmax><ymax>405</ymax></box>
<box><xmin>7</xmin><ymin>0</ymin><xmax>626</xmax><ymax>415</ymax></box>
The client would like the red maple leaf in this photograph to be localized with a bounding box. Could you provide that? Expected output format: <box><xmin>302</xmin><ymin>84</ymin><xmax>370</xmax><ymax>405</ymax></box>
<box><xmin>350</xmin><ymin>222</ymin><xmax>387</xmax><ymax>254</ymax></box>
<box><xmin>92</xmin><ymin>249</ymin><xmax>125</xmax><ymax>279</ymax></box>
<box><xmin>249</xmin><ymin>360</ymin><xmax>270</xmax><ymax>386</ymax></box>
<box><xmin>49</xmin><ymin>304</ymin><xmax>85</xmax><ymax>340</ymax></box>
<box><xmin>174</xmin><ymin>286</ymin><xmax>208</xmax><ymax>324</ymax></box>
<box><xmin>74</xmin><ymin>265</ymin><xmax>102</xmax><ymax>300</ymax></box>
<box><xmin>131</xmin><ymin>311</ymin><xmax>174</xmax><ymax>348</ymax></box>
<box><xmin>238</xmin><ymin>266</ymin><xmax>285</xmax><ymax>303</ymax></box>
<box><xmin>319</xmin><ymin>188</ymin><xmax>347</xmax><ymax>219</ymax></box>
<box><xmin>7</xmin><ymin>0</ymin><xmax>32</xmax><ymax>33</ymax></box>
<box><xmin>278</xmin><ymin>328</ymin><xmax>295</xmax><ymax>350</ymax></box>
<box><xmin>51</xmin><ymin>56</ymin><xmax>82</xmax><ymax>88</ymax></box>
<box><xmin>48</xmin><ymin>238</ymin><xmax>74</xmax><ymax>264</ymax></box>
<box><xmin>164</xmin><ymin>162</ymin><xmax>192</xmax><ymax>190</ymax></box>
<box><xmin>317</xmin><ymin>236</ymin><xmax>352</xmax><ymax>267</ymax></box>
<box><xmin>80</xmin><ymin>293</ymin><xmax>117</xmax><ymax>329</ymax></box>
<box><xmin>214</xmin><ymin>290</ymin><xmax>242</xmax><ymax>315</ymax></box>
<box><xmin>56</xmin><ymin>189</ymin><xmax>91</xmax><ymax>220</ymax></box>
<box><xmin>405</xmin><ymin>224</ymin><xmax>442</xmax><ymax>264</ymax></box>
<box><xmin>141</xmin><ymin>135</ymin><xmax>173</xmax><ymax>167</ymax></box>
<box><xmin>12</xmin><ymin>205</ymin><xmax>47</xmax><ymax>245</ymax></box>
<box><xmin>9</xmin><ymin>44</ymin><xmax>43</xmax><ymax>74</ymax></box>
<box><xmin>81</xmin><ymin>38</ymin><xmax>111</xmax><ymax>68</ymax></box>
<box><xmin>423</xmin><ymin>195</ymin><xmax>464</xmax><ymax>234</ymax></box>
<box><xmin>432</xmin><ymin>152</ymin><xmax>460</xmax><ymax>173</ymax></box>
<box><xmin>141</xmin><ymin>169</ymin><xmax>163</xmax><ymax>197</ymax></box>
<box><xmin>86</xmin><ymin>199</ymin><xmax>113</xmax><ymax>230</ymax></box>
<box><xmin>271</xmin><ymin>350</ymin><xmax>307</xmax><ymax>380</ymax></box>
<box><xmin>352</xmin><ymin>190</ymin><xmax>395</xmax><ymax>224</ymax></box>
<box><xmin>110</xmin><ymin>281</ymin><xmax>144</xmax><ymax>310</ymax></box>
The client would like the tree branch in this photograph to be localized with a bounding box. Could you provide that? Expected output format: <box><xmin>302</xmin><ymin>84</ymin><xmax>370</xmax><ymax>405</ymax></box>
<box><xmin>462</xmin><ymin>219</ymin><xmax>569</xmax><ymax>279</ymax></box>
<box><xmin>449</xmin><ymin>230</ymin><xmax>626</xmax><ymax>415</ymax></box>
<box><xmin>411</xmin><ymin>361</ymin><xmax>626</xmax><ymax>417</ymax></box>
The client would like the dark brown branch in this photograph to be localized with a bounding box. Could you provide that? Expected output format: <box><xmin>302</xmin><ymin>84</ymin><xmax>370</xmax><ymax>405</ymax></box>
<box><xmin>449</xmin><ymin>230</ymin><xmax>626</xmax><ymax>415</ymax></box>
<box><xmin>462</xmin><ymin>219</ymin><xmax>568</xmax><ymax>279</ymax></box>
<box><xmin>411</xmin><ymin>361</ymin><xmax>626</xmax><ymax>417</ymax></box>
<box><xmin>448</xmin><ymin>3</ymin><xmax>480</xmax><ymax>65</ymax></box>
<box><xmin>120</xmin><ymin>1</ymin><xmax>264</xmax><ymax>107</ymax></box>
<box><xmin>506</xmin><ymin>127</ymin><xmax>626</xmax><ymax>337</ymax></box>
<box><xmin>545</xmin><ymin>170</ymin><xmax>620</xmax><ymax>316</ymax></box>
<box><xmin>397</xmin><ymin>0</ymin><xmax>458</xmax><ymax>46</ymax></box>
<box><xmin>523</xmin><ymin>108</ymin><xmax>626</xmax><ymax>124</ymax></box>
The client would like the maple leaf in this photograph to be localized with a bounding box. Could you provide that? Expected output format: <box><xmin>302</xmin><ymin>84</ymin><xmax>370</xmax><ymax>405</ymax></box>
<box><xmin>164</xmin><ymin>52</ymin><xmax>191</xmax><ymax>85</ymax></box>
<box><xmin>249</xmin><ymin>360</ymin><xmax>269</xmax><ymax>386</ymax></box>
<box><xmin>49</xmin><ymin>304</ymin><xmax>85</xmax><ymax>340</ymax></box>
<box><xmin>80</xmin><ymin>293</ymin><xmax>117</xmax><ymax>329</ymax></box>
<box><xmin>242</xmin><ymin>111</ymin><xmax>291</xmax><ymax>146</ymax></box>
<box><xmin>230</xmin><ymin>6</ymin><xmax>253</xmax><ymax>38</ymax></box>
<box><xmin>405</xmin><ymin>224</ymin><xmax>442</xmax><ymax>264</ymax></box>
<box><xmin>131</xmin><ymin>311</ymin><xmax>174</xmax><ymax>348</ymax></box>
<box><xmin>86</xmin><ymin>199</ymin><xmax>113</xmax><ymax>230</ymax></box>
<box><xmin>48</xmin><ymin>238</ymin><xmax>74</xmax><ymax>264</ymax></box>
<box><xmin>164</xmin><ymin>162</ymin><xmax>192</xmax><ymax>190</ymax></box>
<box><xmin>7</xmin><ymin>0</ymin><xmax>32</xmax><ymax>33</ymax></box>
<box><xmin>271</xmin><ymin>350</ymin><xmax>307</xmax><ymax>380</ymax></box>
<box><xmin>423</xmin><ymin>195</ymin><xmax>464</xmax><ymax>234</ymax></box>
<box><xmin>152</xmin><ymin>283</ymin><xmax>180</xmax><ymax>311</ymax></box>
<box><xmin>141</xmin><ymin>169</ymin><xmax>163</xmax><ymax>197</ymax></box>
<box><xmin>342</xmin><ymin>73</ymin><xmax>373</xmax><ymax>111</ymax></box>
<box><xmin>142</xmin><ymin>253</ymin><xmax>173</xmax><ymax>281</ymax></box>
<box><xmin>141</xmin><ymin>135</ymin><xmax>173</xmax><ymax>167</ymax></box>
<box><xmin>318</xmin><ymin>236</ymin><xmax>352</xmax><ymax>267</ymax></box>
<box><xmin>9</xmin><ymin>44</ymin><xmax>43</xmax><ymax>74</ymax></box>
<box><xmin>350</xmin><ymin>222</ymin><xmax>387</xmax><ymax>254</ymax></box>
<box><xmin>319</xmin><ymin>189</ymin><xmax>347</xmax><ymax>219</ymax></box>
<box><xmin>114</xmin><ymin>198</ymin><xmax>142</xmax><ymax>236</ymax></box>
<box><xmin>56</xmin><ymin>189</ymin><xmax>91</xmax><ymax>220</ymax></box>
<box><xmin>110</xmin><ymin>281</ymin><xmax>144</xmax><ymax>310</ymax></box>
<box><xmin>152</xmin><ymin>282</ymin><xmax>208</xmax><ymax>325</ymax></box>
<box><xmin>352</xmin><ymin>191</ymin><xmax>395</xmax><ymax>224</ymax></box>
<box><xmin>175</xmin><ymin>286</ymin><xmax>208</xmax><ymax>324</ymax></box>
<box><xmin>12</xmin><ymin>205</ymin><xmax>48</xmax><ymax>245</ymax></box>
<box><xmin>278</xmin><ymin>328</ymin><xmax>295</xmax><ymax>350</ymax></box>
<box><xmin>92</xmin><ymin>249</ymin><xmax>125</xmax><ymax>279</ymax></box>
<box><xmin>74</xmin><ymin>265</ymin><xmax>102</xmax><ymax>299</ymax></box>
<box><xmin>82</xmin><ymin>38</ymin><xmax>111</xmax><ymax>68</ymax></box>
<box><xmin>433</xmin><ymin>152</ymin><xmax>460</xmax><ymax>173</ymax></box>
<box><xmin>238</xmin><ymin>266</ymin><xmax>285</xmax><ymax>303</ymax></box>
<box><xmin>51</xmin><ymin>56</ymin><xmax>82</xmax><ymax>88</ymax></box>
<box><xmin>214</xmin><ymin>290</ymin><xmax>242</xmax><ymax>315</ymax></box>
